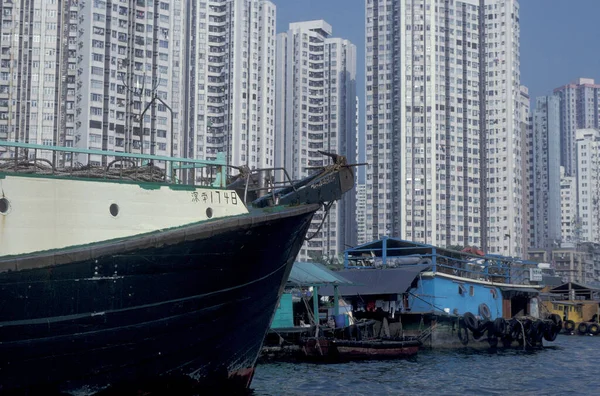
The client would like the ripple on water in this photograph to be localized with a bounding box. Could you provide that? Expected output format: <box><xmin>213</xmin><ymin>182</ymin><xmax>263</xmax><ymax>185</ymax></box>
<box><xmin>251</xmin><ymin>335</ymin><xmax>600</xmax><ymax>395</ymax></box>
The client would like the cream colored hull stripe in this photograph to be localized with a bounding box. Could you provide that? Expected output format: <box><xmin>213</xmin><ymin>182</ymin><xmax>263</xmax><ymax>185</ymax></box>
<box><xmin>0</xmin><ymin>175</ymin><xmax>248</xmax><ymax>257</ymax></box>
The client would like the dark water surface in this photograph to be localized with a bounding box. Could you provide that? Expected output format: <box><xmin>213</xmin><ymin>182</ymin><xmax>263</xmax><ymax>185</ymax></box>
<box><xmin>251</xmin><ymin>335</ymin><xmax>599</xmax><ymax>395</ymax></box>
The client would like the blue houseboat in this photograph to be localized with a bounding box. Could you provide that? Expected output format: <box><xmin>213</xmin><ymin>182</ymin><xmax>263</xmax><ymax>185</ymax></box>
<box><xmin>320</xmin><ymin>237</ymin><xmax>562</xmax><ymax>349</ymax></box>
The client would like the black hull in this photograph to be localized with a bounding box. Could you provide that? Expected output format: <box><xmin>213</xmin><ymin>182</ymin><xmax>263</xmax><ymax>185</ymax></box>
<box><xmin>0</xmin><ymin>204</ymin><xmax>319</xmax><ymax>395</ymax></box>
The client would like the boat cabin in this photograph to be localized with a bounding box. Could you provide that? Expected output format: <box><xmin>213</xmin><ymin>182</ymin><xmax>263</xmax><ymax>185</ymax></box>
<box><xmin>541</xmin><ymin>282</ymin><xmax>600</xmax><ymax>323</ymax></box>
<box><xmin>326</xmin><ymin>237</ymin><xmax>542</xmax><ymax>322</ymax></box>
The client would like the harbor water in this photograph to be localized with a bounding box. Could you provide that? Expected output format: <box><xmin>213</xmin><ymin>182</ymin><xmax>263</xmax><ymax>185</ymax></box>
<box><xmin>251</xmin><ymin>335</ymin><xmax>599</xmax><ymax>395</ymax></box>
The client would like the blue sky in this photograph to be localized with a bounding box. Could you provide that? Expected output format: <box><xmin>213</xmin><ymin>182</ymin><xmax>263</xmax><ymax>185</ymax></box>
<box><xmin>276</xmin><ymin>0</ymin><xmax>600</xmax><ymax>102</ymax></box>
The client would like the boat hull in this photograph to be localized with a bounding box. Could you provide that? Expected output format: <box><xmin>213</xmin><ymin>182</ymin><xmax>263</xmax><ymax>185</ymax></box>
<box><xmin>0</xmin><ymin>204</ymin><xmax>319</xmax><ymax>395</ymax></box>
<box><xmin>333</xmin><ymin>340</ymin><xmax>420</xmax><ymax>360</ymax></box>
<box><xmin>300</xmin><ymin>338</ymin><xmax>419</xmax><ymax>362</ymax></box>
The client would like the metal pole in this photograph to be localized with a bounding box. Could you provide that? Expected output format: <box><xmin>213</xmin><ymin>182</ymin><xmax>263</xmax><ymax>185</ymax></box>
<box><xmin>334</xmin><ymin>285</ymin><xmax>339</xmax><ymax>316</ymax></box>
<box><xmin>139</xmin><ymin>112</ymin><xmax>143</xmax><ymax>156</ymax></box>
<box><xmin>154</xmin><ymin>96</ymin><xmax>174</xmax><ymax>158</ymax></box>
<box><xmin>155</xmin><ymin>96</ymin><xmax>174</xmax><ymax>181</ymax></box>
<box><xmin>313</xmin><ymin>286</ymin><xmax>319</xmax><ymax>326</ymax></box>
<box><xmin>140</xmin><ymin>98</ymin><xmax>155</xmax><ymax>156</ymax></box>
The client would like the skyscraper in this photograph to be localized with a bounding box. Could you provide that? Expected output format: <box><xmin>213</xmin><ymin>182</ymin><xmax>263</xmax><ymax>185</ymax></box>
<box><xmin>185</xmin><ymin>0</ymin><xmax>277</xmax><ymax>169</ymax></box>
<box><xmin>559</xmin><ymin>166</ymin><xmax>577</xmax><ymax>245</ymax></box>
<box><xmin>1</xmin><ymin>0</ymin><xmax>277</xmax><ymax>172</ymax></box>
<box><xmin>355</xmin><ymin>183</ymin><xmax>368</xmax><ymax>245</ymax></box>
<box><xmin>554</xmin><ymin>78</ymin><xmax>600</xmax><ymax>176</ymax></box>
<box><xmin>0</xmin><ymin>0</ymin><xmax>74</xmax><ymax>156</ymax></box>
<box><xmin>520</xmin><ymin>85</ymin><xmax>533</xmax><ymax>252</ymax></box>
<box><xmin>531</xmin><ymin>96</ymin><xmax>561</xmax><ymax>250</ymax></box>
<box><xmin>0</xmin><ymin>0</ymin><xmax>185</xmax><ymax>165</ymax></box>
<box><xmin>576</xmin><ymin>128</ymin><xmax>600</xmax><ymax>244</ymax></box>
<box><xmin>364</xmin><ymin>0</ymin><xmax>523</xmax><ymax>256</ymax></box>
<box><xmin>276</xmin><ymin>20</ymin><xmax>357</xmax><ymax>261</ymax></box>
<box><xmin>75</xmin><ymin>0</ymin><xmax>186</xmax><ymax>165</ymax></box>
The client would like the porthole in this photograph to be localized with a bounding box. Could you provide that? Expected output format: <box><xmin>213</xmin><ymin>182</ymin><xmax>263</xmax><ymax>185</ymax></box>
<box><xmin>109</xmin><ymin>203</ymin><xmax>119</xmax><ymax>217</ymax></box>
<box><xmin>0</xmin><ymin>198</ymin><xmax>9</xmax><ymax>214</ymax></box>
<box><xmin>206</xmin><ymin>207</ymin><xmax>213</xmax><ymax>219</ymax></box>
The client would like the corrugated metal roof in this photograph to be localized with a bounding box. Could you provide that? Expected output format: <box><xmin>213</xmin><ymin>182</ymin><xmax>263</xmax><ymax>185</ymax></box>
<box><xmin>550</xmin><ymin>282</ymin><xmax>600</xmax><ymax>292</ymax></box>
<box><xmin>287</xmin><ymin>262</ymin><xmax>355</xmax><ymax>287</ymax></box>
<box><xmin>319</xmin><ymin>264</ymin><xmax>431</xmax><ymax>296</ymax></box>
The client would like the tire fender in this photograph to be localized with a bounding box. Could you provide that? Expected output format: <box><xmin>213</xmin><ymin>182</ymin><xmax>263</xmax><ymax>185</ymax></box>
<box><xmin>463</xmin><ymin>312</ymin><xmax>479</xmax><ymax>332</ymax></box>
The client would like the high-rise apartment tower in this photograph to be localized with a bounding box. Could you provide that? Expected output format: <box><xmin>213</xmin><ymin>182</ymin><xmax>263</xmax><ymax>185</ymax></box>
<box><xmin>531</xmin><ymin>96</ymin><xmax>561</xmax><ymax>250</ymax></box>
<box><xmin>364</xmin><ymin>0</ymin><xmax>523</xmax><ymax>256</ymax></box>
<box><xmin>554</xmin><ymin>78</ymin><xmax>600</xmax><ymax>176</ymax></box>
<box><xmin>276</xmin><ymin>20</ymin><xmax>357</xmax><ymax>261</ymax></box>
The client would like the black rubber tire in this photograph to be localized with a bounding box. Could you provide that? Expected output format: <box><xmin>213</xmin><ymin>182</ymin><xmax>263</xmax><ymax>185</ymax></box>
<box><xmin>463</xmin><ymin>312</ymin><xmax>479</xmax><ymax>332</ymax></box>
<box><xmin>543</xmin><ymin>326</ymin><xmax>559</xmax><ymax>342</ymax></box>
<box><xmin>588</xmin><ymin>323</ymin><xmax>600</xmax><ymax>336</ymax></box>
<box><xmin>564</xmin><ymin>320</ymin><xmax>575</xmax><ymax>332</ymax></box>
<box><xmin>487</xmin><ymin>335</ymin><xmax>499</xmax><ymax>348</ymax></box>
<box><xmin>549</xmin><ymin>314</ymin><xmax>562</xmax><ymax>329</ymax></box>
<box><xmin>517</xmin><ymin>337</ymin><xmax>524</xmax><ymax>347</ymax></box>
<box><xmin>509</xmin><ymin>320</ymin><xmax>522</xmax><ymax>340</ymax></box>
<box><xmin>532</xmin><ymin>320</ymin><xmax>545</xmax><ymax>343</ymax></box>
<box><xmin>479</xmin><ymin>303</ymin><xmax>492</xmax><ymax>320</ymax></box>
<box><xmin>493</xmin><ymin>317</ymin><xmax>507</xmax><ymax>336</ymax></box>
<box><xmin>578</xmin><ymin>322</ymin><xmax>589</xmax><ymax>335</ymax></box>
<box><xmin>458</xmin><ymin>320</ymin><xmax>469</xmax><ymax>345</ymax></box>
<box><xmin>472</xmin><ymin>329</ymin><xmax>485</xmax><ymax>341</ymax></box>
<box><xmin>501</xmin><ymin>336</ymin><xmax>513</xmax><ymax>348</ymax></box>
<box><xmin>523</xmin><ymin>319</ymin><xmax>533</xmax><ymax>336</ymax></box>
<box><xmin>477</xmin><ymin>319</ymin><xmax>491</xmax><ymax>333</ymax></box>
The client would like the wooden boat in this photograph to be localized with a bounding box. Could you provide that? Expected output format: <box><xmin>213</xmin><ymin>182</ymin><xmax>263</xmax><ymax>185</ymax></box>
<box><xmin>300</xmin><ymin>336</ymin><xmax>420</xmax><ymax>361</ymax></box>
<box><xmin>332</xmin><ymin>338</ymin><xmax>420</xmax><ymax>359</ymax></box>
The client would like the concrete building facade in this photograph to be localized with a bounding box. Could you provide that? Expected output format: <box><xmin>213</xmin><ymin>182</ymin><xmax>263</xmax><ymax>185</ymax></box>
<box><xmin>521</xmin><ymin>86</ymin><xmax>534</xmax><ymax>253</ymax></box>
<box><xmin>1</xmin><ymin>0</ymin><xmax>277</xmax><ymax>172</ymax></box>
<box><xmin>276</xmin><ymin>20</ymin><xmax>357</xmax><ymax>261</ymax></box>
<box><xmin>355</xmin><ymin>183</ymin><xmax>367</xmax><ymax>245</ymax></box>
<box><xmin>364</xmin><ymin>0</ymin><xmax>523</xmax><ymax>256</ymax></box>
<box><xmin>576</xmin><ymin>128</ymin><xmax>600</xmax><ymax>244</ymax></box>
<box><xmin>554</xmin><ymin>78</ymin><xmax>600</xmax><ymax>176</ymax></box>
<box><xmin>185</xmin><ymin>0</ymin><xmax>277</xmax><ymax>169</ymax></box>
<box><xmin>0</xmin><ymin>0</ymin><xmax>76</xmax><ymax>157</ymax></box>
<box><xmin>532</xmin><ymin>95</ymin><xmax>561</xmax><ymax>250</ymax></box>
<box><xmin>560</xmin><ymin>166</ymin><xmax>578</xmax><ymax>245</ymax></box>
<box><xmin>75</xmin><ymin>0</ymin><xmax>187</xmax><ymax>165</ymax></box>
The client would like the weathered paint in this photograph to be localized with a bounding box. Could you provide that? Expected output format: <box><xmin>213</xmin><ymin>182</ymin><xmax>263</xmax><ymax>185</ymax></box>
<box><xmin>0</xmin><ymin>174</ymin><xmax>248</xmax><ymax>256</ymax></box>
<box><xmin>271</xmin><ymin>293</ymin><xmax>294</xmax><ymax>329</ymax></box>
<box><xmin>407</xmin><ymin>275</ymin><xmax>503</xmax><ymax>319</ymax></box>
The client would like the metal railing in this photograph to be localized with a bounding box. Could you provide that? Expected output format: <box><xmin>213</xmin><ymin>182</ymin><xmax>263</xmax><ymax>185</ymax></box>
<box><xmin>344</xmin><ymin>243</ymin><xmax>537</xmax><ymax>285</ymax></box>
<box><xmin>0</xmin><ymin>141</ymin><xmax>227</xmax><ymax>188</ymax></box>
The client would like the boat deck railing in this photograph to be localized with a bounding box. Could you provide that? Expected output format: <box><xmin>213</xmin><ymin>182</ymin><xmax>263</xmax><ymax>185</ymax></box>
<box><xmin>344</xmin><ymin>238</ymin><xmax>537</xmax><ymax>285</ymax></box>
<box><xmin>0</xmin><ymin>140</ymin><xmax>228</xmax><ymax>187</ymax></box>
<box><xmin>0</xmin><ymin>141</ymin><xmax>322</xmax><ymax>206</ymax></box>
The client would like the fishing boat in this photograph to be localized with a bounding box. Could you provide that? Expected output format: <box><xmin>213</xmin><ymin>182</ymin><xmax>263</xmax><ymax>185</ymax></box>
<box><xmin>0</xmin><ymin>141</ymin><xmax>354</xmax><ymax>395</ymax></box>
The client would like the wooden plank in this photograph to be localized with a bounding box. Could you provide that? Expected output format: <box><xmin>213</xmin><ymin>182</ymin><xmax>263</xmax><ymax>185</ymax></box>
<box><xmin>502</xmin><ymin>299</ymin><xmax>511</xmax><ymax>318</ymax></box>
